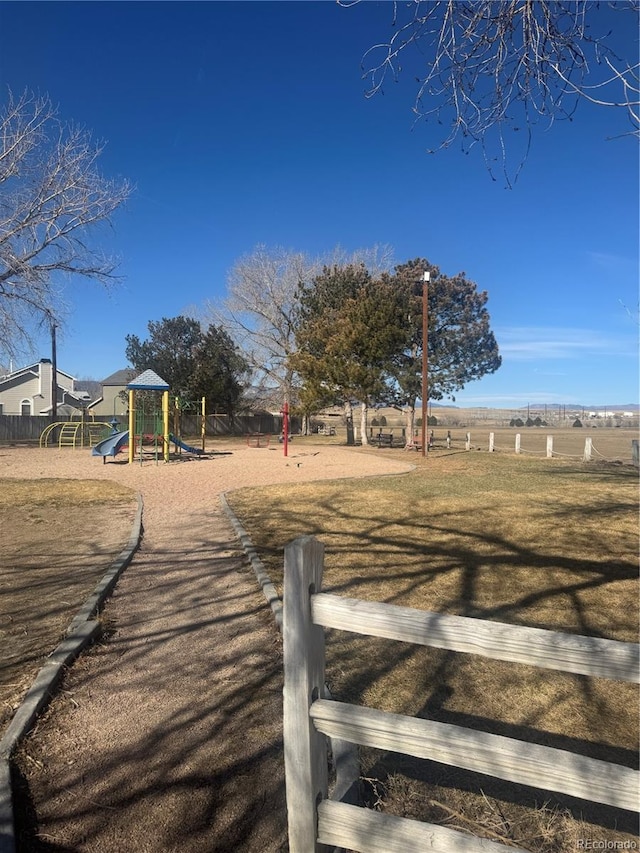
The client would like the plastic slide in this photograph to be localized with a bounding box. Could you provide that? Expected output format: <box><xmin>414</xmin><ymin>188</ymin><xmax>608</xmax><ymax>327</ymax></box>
<box><xmin>169</xmin><ymin>433</ymin><xmax>203</xmax><ymax>455</ymax></box>
<box><xmin>92</xmin><ymin>430</ymin><xmax>130</xmax><ymax>458</ymax></box>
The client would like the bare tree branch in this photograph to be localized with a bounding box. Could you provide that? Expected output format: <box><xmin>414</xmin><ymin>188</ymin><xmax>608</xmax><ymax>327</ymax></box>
<box><xmin>0</xmin><ymin>89</ymin><xmax>131</xmax><ymax>359</ymax></box>
<box><xmin>202</xmin><ymin>243</ymin><xmax>395</xmax><ymax>407</ymax></box>
<box><xmin>340</xmin><ymin>0</ymin><xmax>639</xmax><ymax>184</ymax></box>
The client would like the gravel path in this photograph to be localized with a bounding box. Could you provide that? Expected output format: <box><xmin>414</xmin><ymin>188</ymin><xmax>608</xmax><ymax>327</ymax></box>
<box><xmin>3</xmin><ymin>442</ymin><xmax>414</xmax><ymax>852</ymax></box>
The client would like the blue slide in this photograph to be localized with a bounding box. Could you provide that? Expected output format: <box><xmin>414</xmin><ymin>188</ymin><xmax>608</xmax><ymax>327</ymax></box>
<box><xmin>92</xmin><ymin>430</ymin><xmax>129</xmax><ymax>458</ymax></box>
<box><xmin>169</xmin><ymin>433</ymin><xmax>203</xmax><ymax>455</ymax></box>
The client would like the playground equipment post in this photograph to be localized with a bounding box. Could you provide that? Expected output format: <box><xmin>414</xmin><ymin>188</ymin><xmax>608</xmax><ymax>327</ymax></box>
<box><xmin>162</xmin><ymin>390</ymin><xmax>170</xmax><ymax>462</ymax></box>
<box><xmin>201</xmin><ymin>396</ymin><xmax>206</xmax><ymax>453</ymax></box>
<box><xmin>128</xmin><ymin>390</ymin><xmax>135</xmax><ymax>464</ymax></box>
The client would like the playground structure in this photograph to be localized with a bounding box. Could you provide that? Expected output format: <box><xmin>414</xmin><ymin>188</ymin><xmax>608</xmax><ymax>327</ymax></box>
<box><xmin>123</xmin><ymin>373</ymin><xmax>206</xmax><ymax>463</ymax></box>
<box><xmin>91</xmin><ymin>428</ymin><xmax>204</xmax><ymax>462</ymax></box>
<box><xmin>39</xmin><ymin>417</ymin><xmax>114</xmax><ymax>449</ymax></box>
<box><xmin>124</xmin><ymin>372</ymin><xmax>207</xmax><ymax>464</ymax></box>
<box><xmin>39</xmin><ymin>369</ymin><xmax>208</xmax><ymax>464</ymax></box>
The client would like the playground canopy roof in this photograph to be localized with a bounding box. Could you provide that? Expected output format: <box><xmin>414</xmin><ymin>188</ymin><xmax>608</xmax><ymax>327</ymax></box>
<box><xmin>127</xmin><ymin>370</ymin><xmax>170</xmax><ymax>391</ymax></box>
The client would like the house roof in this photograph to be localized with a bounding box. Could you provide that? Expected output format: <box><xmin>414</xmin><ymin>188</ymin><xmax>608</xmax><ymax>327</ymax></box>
<box><xmin>127</xmin><ymin>369</ymin><xmax>170</xmax><ymax>390</ymax></box>
<box><xmin>101</xmin><ymin>368</ymin><xmax>136</xmax><ymax>385</ymax></box>
<box><xmin>0</xmin><ymin>359</ymin><xmax>75</xmax><ymax>387</ymax></box>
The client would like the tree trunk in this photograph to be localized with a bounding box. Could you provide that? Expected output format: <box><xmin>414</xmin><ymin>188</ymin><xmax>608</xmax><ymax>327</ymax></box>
<box><xmin>344</xmin><ymin>400</ymin><xmax>355</xmax><ymax>445</ymax></box>
<box><xmin>404</xmin><ymin>402</ymin><xmax>416</xmax><ymax>448</ymax></box>
<box><xmin>360</xmin><ymin>401</ymin><xmax>369</xmax><ymax>446</ymax></box>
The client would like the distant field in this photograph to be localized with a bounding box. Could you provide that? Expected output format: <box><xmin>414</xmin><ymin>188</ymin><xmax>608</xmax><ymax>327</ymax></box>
<box><xmin>440</xmin><ymin>425</ymin><xmax>636</xmax><ymax>461</ymax></box>
<box><xmin>287</xmin><ymin>423</ymin><xmax>637</xmax><ymax>464</ymax></box>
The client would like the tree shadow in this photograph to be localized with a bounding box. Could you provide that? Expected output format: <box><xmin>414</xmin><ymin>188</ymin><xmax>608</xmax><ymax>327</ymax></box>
<box><xmin>248</xmin><ymin>478</ymin><xmax>638</xmax><ymax>840</ymax></box>
<box><xmin>11</xmin><ymin>507</ymin><xmax>290</xmax><ymax>852</ymax></box>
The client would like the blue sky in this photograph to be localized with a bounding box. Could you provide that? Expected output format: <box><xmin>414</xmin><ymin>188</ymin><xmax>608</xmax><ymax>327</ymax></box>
<box><xmin>1</xmin><ymin>1</ymin><xmax>638</xmax><ymax>407</ymax></box>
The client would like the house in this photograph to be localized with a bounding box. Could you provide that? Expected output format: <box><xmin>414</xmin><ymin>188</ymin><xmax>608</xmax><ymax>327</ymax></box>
<box><xmin>0</xmin><ymin>359</ymin><xmax>91</xmax><ymax>416</ymax></box>
<box><xmin>87</xmin><ymin>368</ymin><xmax>135</xmax><ymax>417</ymax></box>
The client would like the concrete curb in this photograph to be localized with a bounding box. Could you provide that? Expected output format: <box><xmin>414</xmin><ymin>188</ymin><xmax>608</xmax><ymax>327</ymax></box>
<box><xmin>220</xmin><ymin>491</ymin><xmax>283</xmax><ymax>630</ymax></box>
<box><xmin>0</xmin><ymin>494</ymin><xmax>143</xmax><ymax>853</ymax></box>
<box><xmin>219</xmin><ymin>458</ymin><xmax>415</xmax><ymax>632</ymax></box>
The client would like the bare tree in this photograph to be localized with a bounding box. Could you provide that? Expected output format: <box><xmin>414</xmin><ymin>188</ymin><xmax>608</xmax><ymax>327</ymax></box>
<box><xmin>341</xmin><ymin>0</ymin><xmax>639</xmax><ymax>184</ymax></box>
<box><xmin>0</xmin><ymin>90</ymin><xmax>131</xmax><ymax>359</ymax></box>
<box><xmin>203</xmin><ymin>243</ymin><xmax>394</xmax><ymax>411</ymax></box>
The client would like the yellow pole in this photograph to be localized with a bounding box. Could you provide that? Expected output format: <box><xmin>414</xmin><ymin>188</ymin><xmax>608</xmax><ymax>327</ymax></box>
<box><xmin>201</xmin><ymin>397</ymin><xmax>206</xmax><ymax>452</ymax></box>
<box><xmin>163</xmin><ymin>390</ymin><xmax>170</xmax><ymax>462</ymax></box>
<box><xmin>128</xmin><ymin>390</ymin><xmax>135</xmax><ymax>464</ymax></box>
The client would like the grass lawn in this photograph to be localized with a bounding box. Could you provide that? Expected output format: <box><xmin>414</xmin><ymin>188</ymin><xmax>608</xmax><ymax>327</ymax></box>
<box><xmin>227</xmin><ymin>450</ymin><xmax>639</xmax><ymax>851</ymax></box>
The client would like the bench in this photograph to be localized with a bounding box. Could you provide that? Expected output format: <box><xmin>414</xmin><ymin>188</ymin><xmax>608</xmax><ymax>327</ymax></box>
<box><xmin>246</xmin><ymin>433</ymin><xmax>271</xmax><ymax>447</ymax></box>
<box><xmin>376</xmin><ymin>433</ymin><xmax>394</xmax><ymax>448</ymax></box>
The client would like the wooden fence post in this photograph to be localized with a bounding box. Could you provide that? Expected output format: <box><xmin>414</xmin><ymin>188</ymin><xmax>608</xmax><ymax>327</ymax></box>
<box><xmin>489</xmin><ymin>432</ymin><xmax>494</xmax><ymax>452</ymax></box>
<box><xmin>632</xmin><ymin>439</ymin><xmax>639</xmax><ymax>467</ymax></box>
<box><xmin>546</xmin><ymin>435</ymin><xmax>553</xmax><ymax>458</ymax></box>
<box><xmin>283</xmin><ymin>536</ymin><xmax>329</xmax><ymax>853</ymax></box>
<box><xmin>465</xmin><ymin>432</ymin><xmax>471</xmax><ymax>451</ymax></box>
<box><xmin>583</xmin><ymin>437</ymin><xmax>593</xmax><ymax>462</ymax></box>
<box><xmin>515</xmin><ymin>433</ymin><xmax>521</xmax><ymax>454</ymax></box>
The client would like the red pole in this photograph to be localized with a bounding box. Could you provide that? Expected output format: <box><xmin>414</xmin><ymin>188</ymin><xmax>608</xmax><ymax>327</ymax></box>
<box><xmin>283</xmin><ymin>401</ymin><xmax>289</xmax><ymax>457</ymax></box>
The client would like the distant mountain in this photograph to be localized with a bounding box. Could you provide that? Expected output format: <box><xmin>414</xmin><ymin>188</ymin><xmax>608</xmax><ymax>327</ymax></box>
<box><xmin>516</xmin><ymin>403</ymin><xmax>639</xmax><ymax>412</ymax></box>
<box><xmin>584</xmin><ymin>403</ymin><xmax>639</xmax><ymax>411</ymax></box>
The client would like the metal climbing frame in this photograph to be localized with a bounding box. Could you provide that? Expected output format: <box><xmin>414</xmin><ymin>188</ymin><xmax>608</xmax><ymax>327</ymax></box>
<box><xmin>39</xmin><ymin>421</ymin><xmax>113</xmax><ymax>449</ymax></box>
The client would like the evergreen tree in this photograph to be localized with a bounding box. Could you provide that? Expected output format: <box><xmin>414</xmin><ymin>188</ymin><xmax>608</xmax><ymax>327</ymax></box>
<box><xmin>293</xmin><ymin>265</ymin><xmax>407</xmax><ymax>444</ymax></box>
<box><xmin>191</xmin><ymin>325</ymin><xmax>249</xmax><ymax>415</ymax></box>
<box><xmin>125</xmin><ymin>316</ymin><xmax>247</xmax><ymax>414</ymax></box>
<box><xmin>383</xmin><ymin>258</ymin><xmax>501</xmax><ymax>442</ymax></box>
<box><xmin>125</xmin><ymin>316</ymin><xmax>202</xmax><ymax>393</ymax></box>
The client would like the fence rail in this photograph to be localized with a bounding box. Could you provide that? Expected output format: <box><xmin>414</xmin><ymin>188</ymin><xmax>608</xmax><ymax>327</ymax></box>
<box><xmin>283</xmin><ymin>536</ymin><xmax>640</xmax><ymax>853</ymax></box>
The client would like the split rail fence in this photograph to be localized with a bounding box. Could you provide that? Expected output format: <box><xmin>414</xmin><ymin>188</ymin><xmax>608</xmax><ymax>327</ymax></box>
<box><xmin>283</xmin><ymin>536</ymin><xmax>640</xmax><ymax>853</ymax></box>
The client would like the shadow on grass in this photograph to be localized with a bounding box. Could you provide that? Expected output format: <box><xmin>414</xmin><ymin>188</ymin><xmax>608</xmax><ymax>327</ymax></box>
<box><xmin>227</xmin><ymin>461</ymin><xmax>638</xmax><ymax>842</ymax></box>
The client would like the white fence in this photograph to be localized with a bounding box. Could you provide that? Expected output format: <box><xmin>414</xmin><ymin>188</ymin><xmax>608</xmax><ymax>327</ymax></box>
<box><xmin>470</xmin><ymin>432</ymin><xmax>638</xmax><ymax>465</ymax></box>
<box><xmin>282</xmin><ymin>536</ymin><xmax>640</xmax><ymax>853</ymax></box>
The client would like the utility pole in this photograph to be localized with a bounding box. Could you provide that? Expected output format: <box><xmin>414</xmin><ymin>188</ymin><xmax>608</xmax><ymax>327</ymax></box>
<box><xmin>51</xmin><ymin>320</ymin><xmax>57</xmax><ymax>420</ymax></box>
<box><xmin>421</xmin><ymin>271</ymin><xmax>430</xmax><ymax>458</ymax></box>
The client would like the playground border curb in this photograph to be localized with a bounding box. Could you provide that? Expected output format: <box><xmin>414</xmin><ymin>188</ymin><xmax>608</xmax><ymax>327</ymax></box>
<box><xmin>0</xmin><ymin>494</ymin><xmax>144</xmax><ymax>853</ymax></box>
<box><xmin>219</xmin><ymin>453</ymin><xmax>416</xmax><ymax>633</ymax></box>
<box><xmin>220</xmin><ymin>492</ymin><xmax>283</xmax><ymax>630</ymax></box>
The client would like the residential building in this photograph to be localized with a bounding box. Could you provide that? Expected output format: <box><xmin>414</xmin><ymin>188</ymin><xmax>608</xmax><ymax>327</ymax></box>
<box><xmin>0</xmin><ymin>359</ymin><xmax>90</xmax><ymax>416</ymax></box>
<box><xmin>87</xmin><ymin>368</ymin><xmax>135</xmax><ymax>418</ymax></box>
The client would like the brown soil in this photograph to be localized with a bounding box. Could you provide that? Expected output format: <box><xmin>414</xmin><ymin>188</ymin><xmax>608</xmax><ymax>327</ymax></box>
<box><xmin>1</xmin><ymin>442</ymin><xmax>414</xmax><ymax>852</ymax></box>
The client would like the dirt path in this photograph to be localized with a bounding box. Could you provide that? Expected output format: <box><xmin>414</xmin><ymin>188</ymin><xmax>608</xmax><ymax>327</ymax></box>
<box><xmin>3</xmin><ymin>443</ymin><xmax>414</xmax><ymax>852</ymax></box>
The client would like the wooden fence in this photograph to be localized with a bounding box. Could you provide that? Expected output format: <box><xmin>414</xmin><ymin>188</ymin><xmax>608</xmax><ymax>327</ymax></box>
<box><xmin>458</xmin><ymin>431</ymin><xmax>637</xmax><ymax>465</ymax></box>
<box><xmin>0</xmin><ymin>415</ymin><xmax>57</xmax><ymax>442</ymax></box>
<box><xmin>282</xmin><ymin>536</ymin><xmax>640</xmax><ymax>853</ymax></box>
<box><xmin>0</xmin><ymin>412</ymin><xmax>297</xmax><ymax>443</ymax></box>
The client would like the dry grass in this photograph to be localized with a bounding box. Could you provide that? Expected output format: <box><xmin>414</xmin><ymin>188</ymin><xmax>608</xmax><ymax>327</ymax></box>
<box><xmin>227</xmin><ymin>451</ymin><xmax>639</xmax><ymax>851</ymax></box>
<box><xmin>0</xmin><ymin>478</ymin><xmax>138</xmax><ymax>733</ymax></box>
<box><xmin>0</xmin><ymin>477</ymin><xmax>134</xmax><ymax>507</ymax></box>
